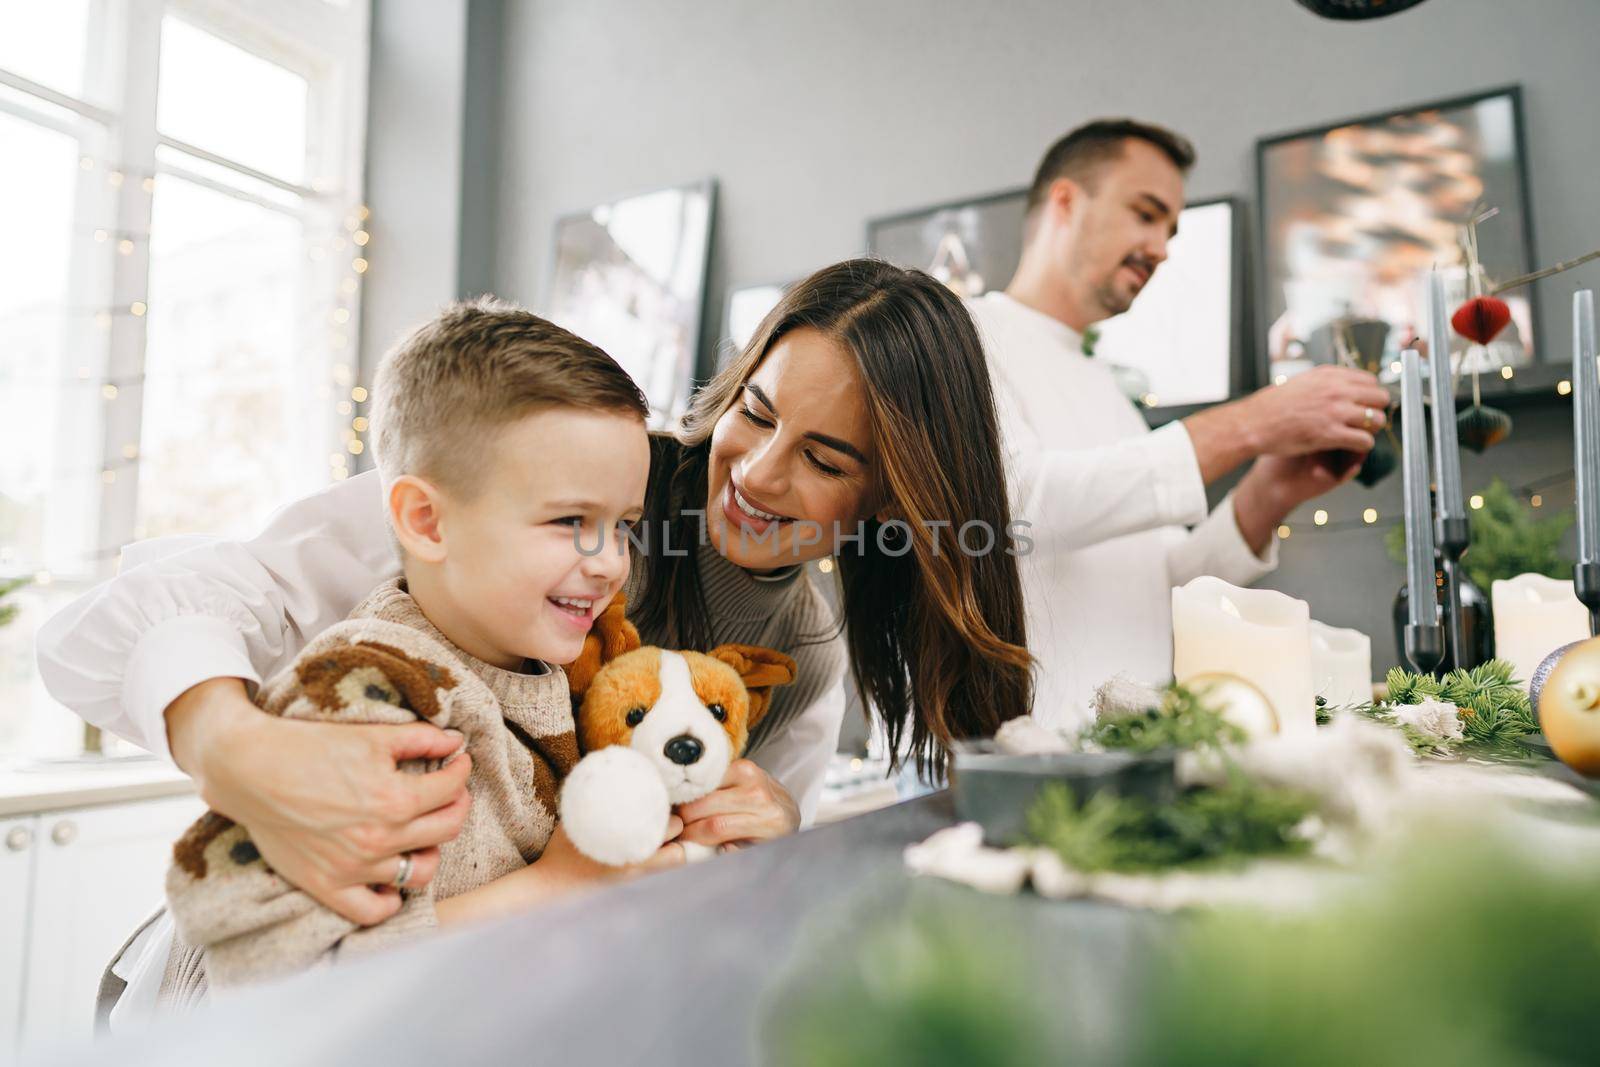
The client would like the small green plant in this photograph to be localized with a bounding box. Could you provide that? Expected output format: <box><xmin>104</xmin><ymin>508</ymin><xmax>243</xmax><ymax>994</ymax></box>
<box><xmin>1025</xmin><ymin>778</ymin><xmax>1316</xmax><ymax>874</ymax></box>
<box><xmin>1084</xmin><ymin>683</ymin><xmax>1247</xmax><ymax>754</ymax></box>
<box><xmin>1359</xmin><ymin>660</ymin><xmax>1539</xmax><ymax>757</ymax></box>
<box><xmin>1386</xmin><ymin>477</ymin><xmax>1573</xmax><ymax>590</ymax></box>
<box><xmin>771</xmin><ymin>833</ymin><xmax>1600</xmax><ymax>1065</ymax></box>
<box><xmin>769</xmin><ymin>895</ymin><xmax>1049</xmax><ymax>1067</ymax></box>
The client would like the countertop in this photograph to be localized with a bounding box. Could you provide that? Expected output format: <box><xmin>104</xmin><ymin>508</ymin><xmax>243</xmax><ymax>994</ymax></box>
<box><xmin>62</xmin><ymin>791</ymin><xmax>1163</xmax><ymax>1066</ymax></box>
<box><xmin>0</xmin><ymin>757</ymin><xmax>194</xmax><ymax>818</ymax></box>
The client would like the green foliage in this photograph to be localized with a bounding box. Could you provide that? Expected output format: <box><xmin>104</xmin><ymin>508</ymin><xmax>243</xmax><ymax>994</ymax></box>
<box><xmin>0</xmin><ymin>575</ymin><xmax>28</xmax><ymax>629</ymax></box>
<box><xmin>1383</xmin><ymin>663</ymin><xmax>1441</xmax><ymax>704</ymax></box>
<box><xmin>1386</xmin><ymin>477</ymin><xmax>1573</xmax><ymax>590</ymax></box>
<box><xmin>769</xmin><ymin>894</ymin><xmax>1049</xmax><ymax>1067</ymax></box>
<box><xmin>774</xmin><ymin>835</ymin><xmax>1600</xmax><ymax>1065</ymax></box>
<box><xmin>1025</xmin><ymin>779</ymin><xmax>1316</xmax><ymax>874</ymax></box>
<box><xmin>1442</xmin><ymin>660</ymin><xmax>1538</xmax><ymax>748</ymax></box>
<box><xmin>1084</xmin><ymin>683</ymin><xmax>1246</xmax><ymax>754</ymax></box>
<box><xmin>1373</xmin><ymin>659</ymin><xmax>1540</xmax><ymax>758</ymax></box>
<box><xmin>1136</xmin><ymin>835</ymin><xmax>1600</xmax><ymax>1066</ymax></box>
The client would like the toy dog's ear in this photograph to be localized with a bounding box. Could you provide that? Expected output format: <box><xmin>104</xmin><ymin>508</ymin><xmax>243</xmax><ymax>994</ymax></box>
<box><xmin>706</xmin><ymin>644</ymin><xmax>797</xmax><ymax>730</ymax></box>
<box><xmin>567</xmin><ymin>595</ymin><xmax>640</xmax><ymax>699</ymax></box>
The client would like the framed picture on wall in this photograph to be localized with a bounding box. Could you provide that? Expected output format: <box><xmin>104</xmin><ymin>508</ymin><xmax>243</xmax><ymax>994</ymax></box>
<box><xmin>720</xmin><ymin>280</ymin><xmax>789</xmax><ymax>369</ymax></box>
<box><xmin>544</xmin><ymin>178</ymin><xmax>717</xmax><ymax>426</ymax></box>
<box><xmin>1092</xmin><ymin>197</ymin><xmax>1244</xmax><ymax>409</ymax></box>
<box><xmin>867</xmin><ymin>188</ymin><xmax>1027</xmax><ymax>301</ymax></box>
<box><xmin>866</xmin><ymin>189</ymin><xmax>1243</xmax><ymax>414</ymax></box>
<box><xmin>1256</xmin><ymin>86</ymin><xmax>1537</xmax><ymax>386</ymax></box>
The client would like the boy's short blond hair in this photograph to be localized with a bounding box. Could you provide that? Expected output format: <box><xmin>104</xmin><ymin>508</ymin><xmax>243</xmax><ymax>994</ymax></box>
<box><xmin>372</xmin><ymin>297</ymin><xmax>649</xmax><ymax>496</ymax></box>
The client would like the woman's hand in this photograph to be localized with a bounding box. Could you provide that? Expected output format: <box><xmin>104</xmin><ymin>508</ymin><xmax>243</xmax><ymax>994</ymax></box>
<box><xmin>434</xmin><ymin>817</ymin><xmax>685</xmax><ymax>927</ymax></box>
<box><xmin>166</xmin><ymin>677</ymin><xmax>474</xmax><ymax>926</ymax></box>
<box><xmin>675</xmin><ymin>759</ymin><xmax>799</xmax><ymax>850</ymax></box>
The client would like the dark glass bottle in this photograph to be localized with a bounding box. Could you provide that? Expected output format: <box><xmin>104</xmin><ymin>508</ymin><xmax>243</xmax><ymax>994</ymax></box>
<box><xmin>1391</xmin><ymin>563</ymin><xmax>1494</xmax><ymax>673</ymax></box>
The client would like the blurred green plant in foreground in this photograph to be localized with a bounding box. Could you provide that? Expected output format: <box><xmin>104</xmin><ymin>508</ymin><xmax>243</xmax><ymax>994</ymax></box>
<box><xmin>767</xmin><ymin>889</ymin><xmax>1050</xmax><ymax>1067</ymax></box>
<box><xmin>771</xmin><ymin>831</ymin><xmax>1600</xmax><ymax>1066</ymax></box>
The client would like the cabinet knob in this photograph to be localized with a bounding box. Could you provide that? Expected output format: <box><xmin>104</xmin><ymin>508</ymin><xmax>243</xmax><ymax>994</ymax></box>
<box><xmin>50</xmin><ymin>820</ymin><xmax>78</xmax><ymax>846</ymax></box>
<box><xmin>4</xmin><ymin>826</ymin><xmax>31</xmax><ymax>852</ymax></box>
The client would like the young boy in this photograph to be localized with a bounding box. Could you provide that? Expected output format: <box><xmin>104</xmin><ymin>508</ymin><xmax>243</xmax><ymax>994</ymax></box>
<box><xmin>116</xmin><ymin>299</ymin><xmax>674</xmax><ymax>1011</ymax></box>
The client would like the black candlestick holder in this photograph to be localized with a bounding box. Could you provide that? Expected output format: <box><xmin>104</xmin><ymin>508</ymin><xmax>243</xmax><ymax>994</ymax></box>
<box><xmin>1575</xmin><ymin>560</ymin><xmax>1600</xmax><ymax>638</ymax></box>
<box><xmin>1405</xmin><ymin>621</ymin><xmax>1445</xmax><ymax>675</ymax></box>
<box><xmin>1436</xmin><ymin>515</ymin><xmax>1471</xmax><ymax>670</ymax></box>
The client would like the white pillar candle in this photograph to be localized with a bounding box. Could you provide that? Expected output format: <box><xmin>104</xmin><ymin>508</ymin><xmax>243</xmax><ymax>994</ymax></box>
<box><xmin>1171</xmin><ymin>576</ymin><xmax>1315</xmax><ymax>737</ymax></box>
<box><xmin>1492</xmin><ymin>573</ymin><xmax>1591</xmax><ymax>690</ymax></box>
<box><xmin>1309</xmin><ymin>621</ymin><xmax>1373</xmax><ymax>709</ymax></box>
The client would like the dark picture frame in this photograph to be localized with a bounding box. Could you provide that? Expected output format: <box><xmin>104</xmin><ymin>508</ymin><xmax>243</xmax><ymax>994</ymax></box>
<box><xmin>865</xmin><ymin>189</ymin><xmax>1246</xmax><ymax>422</ymax></box>
<box><xmin>544</xmin><ymin>178</ymin><xmax>718</xmax><ymax>427</ymax></box>
<box><xmin>1254</xmin><ymin>86</ymin><xmax>1538</xmax><ymax>391</ymax></box>
<box><xmin>719</xmin><ymin>280</ymin><xmax>790</xmax><ymax>371</ymax></box>
<box><xmin>866</xmin><ymin>187</ymin><xmax>1031</xmax><ymax>304</ymax></box>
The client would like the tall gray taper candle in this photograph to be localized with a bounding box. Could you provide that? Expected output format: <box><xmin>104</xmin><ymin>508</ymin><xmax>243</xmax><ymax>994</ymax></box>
<box><xmin>1401</xmin><ymin>347</ymin><xmax>1437</xmax><ymax>630</ymax></box>
<box><xmin>1426</xmin><ymin>270</ymin><xmax>1464</xmax><ymax>520</ymax></box>
<box><xmin>1575</xmin><ymin>289</ymin><xmax>1600</xmax><ymax>564</ymax></box>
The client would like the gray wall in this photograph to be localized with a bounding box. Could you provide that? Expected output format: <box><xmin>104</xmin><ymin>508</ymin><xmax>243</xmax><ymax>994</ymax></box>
<box><xmin>359</xmin><ymin>0</ymin><xmax>468</xmax><ymax>421</ymax></box>
<box><xmin>358</xmin><ymin>0</ymin><xmax>505</xmax><ymax>474</ymax></box>
<box><xmin>475</xmin><ymin>0</ymin><xmax>1600</xmax><ymax>676</ymax></box>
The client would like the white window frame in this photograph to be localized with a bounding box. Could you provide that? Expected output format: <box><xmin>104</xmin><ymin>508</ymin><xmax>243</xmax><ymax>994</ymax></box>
<box><xmin>0</xmin><ymin>0</ymin><xmax>369</xmax><ymax>755</ymax></box>
<box><xmin>1</xmin><ymin>0</ymin><xmax>369</xmax><ymax>579</ymax></box>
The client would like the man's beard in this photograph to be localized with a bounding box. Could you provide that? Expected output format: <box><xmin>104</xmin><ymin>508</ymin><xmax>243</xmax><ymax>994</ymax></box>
<box><xmin>1093</xmin><ymin>256</ymin><xmax>1155</xmax><ymax>318</ymax></box>
<box><xmin>1092</xmin><ymin>279</ymin><xmax>1136</xmax><ymax>318</ymax></box>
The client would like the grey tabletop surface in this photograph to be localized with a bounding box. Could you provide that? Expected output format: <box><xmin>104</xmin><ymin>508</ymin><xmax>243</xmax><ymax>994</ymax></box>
<box><xmin>54</xmin><ymin>792</ymin><xmax>1165</xmax><ymax>1067</ymax></box>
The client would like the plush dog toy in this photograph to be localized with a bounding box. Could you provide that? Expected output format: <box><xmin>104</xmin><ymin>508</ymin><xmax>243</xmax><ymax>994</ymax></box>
<box><xmin>560</xmin><ymin>596</ymin><xmax>797</xmax><ymax>866</ymax></box>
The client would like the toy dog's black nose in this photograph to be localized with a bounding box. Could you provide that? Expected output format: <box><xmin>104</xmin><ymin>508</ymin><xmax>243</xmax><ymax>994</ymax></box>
<box><xmin>664</xmin><ymin>735</ymin><xmax>704</xmax><ymax>766</ymax></box>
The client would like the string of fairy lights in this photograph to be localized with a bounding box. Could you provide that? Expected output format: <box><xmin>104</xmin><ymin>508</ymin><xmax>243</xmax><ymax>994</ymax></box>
<box><xmin>330</xmin><ymin>205</ymin><xmax>373</xmax><ymax>482</ymax></box>
<box><xmin>17</xmin><ymin>156</ymin><xmax>1583</xmax><ymax>577</ymax></box>
<box><xmin>12</xmin><ymin>150</ymin><xmax>372</xmax><ymax>583</ymax></box>
<box><xmin>1273</xmin><ymin>467</ymin><xmax>1574</xmax><ymax>540</ymax></box>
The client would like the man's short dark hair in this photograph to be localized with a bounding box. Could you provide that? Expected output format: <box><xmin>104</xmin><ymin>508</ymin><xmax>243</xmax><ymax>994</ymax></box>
<box><xmin>1025</xmin><ymin>119</ymin><xmax>1196</xmax><ymax>215</ymax></box>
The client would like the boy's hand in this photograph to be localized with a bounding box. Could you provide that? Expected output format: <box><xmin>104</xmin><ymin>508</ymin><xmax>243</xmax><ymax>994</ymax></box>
<box><xmin>535</xmin><ymin>816</ymin><xmax>687</xmax><ymax>891</ymax></box>
<box><xmin>434</xmin><ymin>816</ymin><xmax>684</xmax><ymax>927</ymax></box>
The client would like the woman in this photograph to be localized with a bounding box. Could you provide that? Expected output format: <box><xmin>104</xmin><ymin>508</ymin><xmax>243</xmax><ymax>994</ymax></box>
<box><xmin>39</xmin><ymin>258</ymin><xmax>1032</xmax><ymax>924</ymax></box>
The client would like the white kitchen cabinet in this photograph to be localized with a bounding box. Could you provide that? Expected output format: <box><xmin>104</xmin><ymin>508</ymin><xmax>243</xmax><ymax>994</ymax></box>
<box><xmin>5</xmin><ymin>792</ymin><xmax>203</xmax><ymax>1054</ymax></box>
<box><xmin>2</xmin><ymin>814</ymin><xmax>38</xmax><ymax>1046</ymax></box>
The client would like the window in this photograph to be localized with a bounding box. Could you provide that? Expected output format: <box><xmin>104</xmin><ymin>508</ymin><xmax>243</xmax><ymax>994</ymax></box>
<box><xmin>0</xmin><ymin>1</ymin><xmax>370</xmax><ymax>758</ymax></box>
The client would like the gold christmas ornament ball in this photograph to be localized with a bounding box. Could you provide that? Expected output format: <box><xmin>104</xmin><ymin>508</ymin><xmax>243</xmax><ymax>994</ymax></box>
<box><xmin>1182</xmin><ymin>671</ymin><xmax>1279</xmax><ymax>738</ymax></box>
<box><xmin>1533</xmin><ymin>636</ymin><xmax>1600</xmax><ymax>777</ymax></box>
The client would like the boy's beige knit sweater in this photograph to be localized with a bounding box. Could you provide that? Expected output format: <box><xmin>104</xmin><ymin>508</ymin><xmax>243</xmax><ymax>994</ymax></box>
<box><xmin>162</xmin><ymin>577</ymin><xmax>578</xmax><ymax>992</ymax></box>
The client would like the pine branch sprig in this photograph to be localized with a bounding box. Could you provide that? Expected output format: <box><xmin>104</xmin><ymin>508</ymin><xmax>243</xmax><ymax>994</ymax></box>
<box><xmin>1367</xmin><ymin>659</ymin><xmax>1541</xmax><ymax>760</ymax></box>
<box><xmin>1084</xmin><ymin>683</ymin><xmax>1246</xmax><ymax>754</ymax></box>
<box><xmin>1025</xmin><ymin>778</ymin><xmax>1316</xmax><ymax>874</ymax></box>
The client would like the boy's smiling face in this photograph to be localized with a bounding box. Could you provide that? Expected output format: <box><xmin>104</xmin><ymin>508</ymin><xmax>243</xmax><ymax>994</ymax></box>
<box><xmin>391</xmin><ymin>406</ymin><xmax>649</xmax><ymax>670</ymax></box>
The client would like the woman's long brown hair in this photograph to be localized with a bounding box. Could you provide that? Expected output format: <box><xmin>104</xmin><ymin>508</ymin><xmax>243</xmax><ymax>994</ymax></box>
<box><xmin>634</xmin><ymin>258</ymin><xmax>1033</xmax><ymax>778</ymax></box>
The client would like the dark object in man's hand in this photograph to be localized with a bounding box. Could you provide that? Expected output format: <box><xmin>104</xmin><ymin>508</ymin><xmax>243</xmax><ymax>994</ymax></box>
<box><xmin>1354</xmin><ymin>435</ymin><xmax>1398</xmax><ymax>487</ymax></box>
<box><xmin>1295</xmin><ymin>0</ymin><xmax>1430</xmax><ymax>20</ymax></box>
<box><xmin>1321</xmin><ymin>449</ymin><xmax>1366</xmax><ymax>482</ymax></box>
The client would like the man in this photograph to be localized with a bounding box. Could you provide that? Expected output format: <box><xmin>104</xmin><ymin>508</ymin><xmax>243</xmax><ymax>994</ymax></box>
<box><xmin>971</xmin><ymin>119</ymin><xmax>1390</xmax><ymax>726</ymax></box>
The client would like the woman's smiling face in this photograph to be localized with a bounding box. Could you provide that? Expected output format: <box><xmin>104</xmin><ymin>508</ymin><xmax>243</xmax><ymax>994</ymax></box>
<box><xmin>704</xmin><ymin>327</ymin><xmax>877</xmax><ymax>571</ymax></box>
